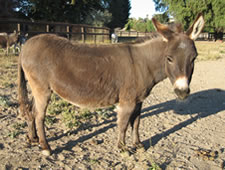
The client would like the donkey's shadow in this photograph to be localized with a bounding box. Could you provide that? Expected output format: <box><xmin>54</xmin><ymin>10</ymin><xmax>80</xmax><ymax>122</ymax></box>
<box><xmin>142</xmin><ymin>88</ymin><xmax>225</xmax><ymax>148</ymax></box>
<box><xmin>53</xmin><ymin>88</ymin><xmax>225</xmax><ymax>154</ymax></box>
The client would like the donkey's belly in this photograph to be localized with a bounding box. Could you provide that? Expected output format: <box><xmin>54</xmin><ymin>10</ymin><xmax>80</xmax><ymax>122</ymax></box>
<box><xmin>50</xmin><ymin>79</ymin><xmax>119</xmax><ymax>109</ymax></box>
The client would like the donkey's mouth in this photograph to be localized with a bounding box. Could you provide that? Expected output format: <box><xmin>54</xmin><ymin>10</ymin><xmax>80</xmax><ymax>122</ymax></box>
<box><xmin>174</xmin><ymin>88</ymin><xmax>190</xmax><ymax>100</ymax></box>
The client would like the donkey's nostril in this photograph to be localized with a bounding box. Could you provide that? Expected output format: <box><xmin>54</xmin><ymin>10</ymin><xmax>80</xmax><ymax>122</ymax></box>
<box><xmin>174</xmin><ymin>88</ymin><xmax>190</xmax><ymax>100</ymax></box>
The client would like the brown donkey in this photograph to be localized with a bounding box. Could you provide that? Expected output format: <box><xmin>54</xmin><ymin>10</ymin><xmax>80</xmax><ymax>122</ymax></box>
<box><xmin>0</xmin><ymin>31</ymin><xmax>19</xmax><ymax>55</ymax></box>
<box><xmin>18</xmin><ymin>14</ymin><xmax>204</xmax><ymax>156</ymax></box>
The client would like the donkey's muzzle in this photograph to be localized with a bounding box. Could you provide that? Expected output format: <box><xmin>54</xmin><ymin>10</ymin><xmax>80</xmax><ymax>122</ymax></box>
<box><xmin>174</xmin><ymin>88</ymin><xmax>190</xmax><ymax>100</ymax></box>
<box><xmin>173</xmin><ymin>77</ymin><xmax>190</xmax><ymax>100</ymax></box>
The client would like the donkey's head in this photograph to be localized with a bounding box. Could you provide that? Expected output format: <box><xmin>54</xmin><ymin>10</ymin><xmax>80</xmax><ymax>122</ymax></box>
<box><xmin>152</xmin><ymin>13</ymin><xmax>204</xmax><ymax>100</ymax></box>
<box><xmin>9</xmin><ymin>30</ymin><xmax>19</xmax><ymax>43</ymax></box>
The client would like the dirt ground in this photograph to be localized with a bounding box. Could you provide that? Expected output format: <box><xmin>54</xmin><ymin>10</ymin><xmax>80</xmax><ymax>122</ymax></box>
<box><xmin>0</xmin><ymin>43</ymin><xmax>225</xmax><ymax>169</ymax></box>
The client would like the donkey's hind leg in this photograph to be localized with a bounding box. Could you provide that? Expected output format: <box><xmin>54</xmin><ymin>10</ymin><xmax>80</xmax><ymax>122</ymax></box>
<box><xmin>34</xmin><ymin>90</ymin><xmax>51</xmax><ymax>155</ymax></box>
<box><xmin>26</xmin><ymin>109</ymin><xmax>38</xmax><ymax>144</ymax></box>
<box><xmin>29</xmin><ymin>80</ymin><xmax>52</xmax><ymax>156</ymax></box>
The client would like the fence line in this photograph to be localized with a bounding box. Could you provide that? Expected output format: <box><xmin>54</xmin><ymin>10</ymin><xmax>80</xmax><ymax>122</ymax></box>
<box><xmin>0</xmin><ymin>18</ymin><xmax>110</xmax><ymax>43</ymax></box>
<box><xmin>115</xmin><ymin>30</ymin><xmax>225</xmax><ymax>41</ymax></box>
<box><xmin>1</xmin><ymin>18</ymin><xmax>224</xmax><ymax>44</ymax></box>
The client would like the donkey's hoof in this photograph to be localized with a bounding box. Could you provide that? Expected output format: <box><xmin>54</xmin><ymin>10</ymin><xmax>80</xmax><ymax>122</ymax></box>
<box><xmin>42</xmin><ymin>149</ymin><xmax>51</xmax><ymax>156</ymax></box>
<box><xmin>26</xmin><ymin>135</ymin><xmax>39</xmax><ymax>145</ymax></box>
<box><xmin>133</xmin><ymin>143</ymin><xmax>144</xmax><ymax>149</ymax></box>
<box><xmin>133</xmin><ymin>143</ymin><xmax>145</xmax><ymax>152</ymax></box>
<box><xmin>120</xmin><ymin>150</ymin><xmax>130</xmax><ymax>157</ymax></box>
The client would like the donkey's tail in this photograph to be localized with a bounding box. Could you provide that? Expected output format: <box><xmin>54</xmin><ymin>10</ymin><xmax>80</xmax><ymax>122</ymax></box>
<box><xmin>18</xmin><ymin>53</ymin><xmax>32</xmax><ymax>120</ymax></box>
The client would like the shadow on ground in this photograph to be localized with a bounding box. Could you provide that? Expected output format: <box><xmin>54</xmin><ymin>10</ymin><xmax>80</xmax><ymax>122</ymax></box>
<box><xmin>142</xmin><ymin>88</ymin><xmax>225</xmax><ymax>149</ymax></box>
<box><xmin>52</xmin><ymin>88</ymin><xmax>225</xmax><ymax>154</ymax></box>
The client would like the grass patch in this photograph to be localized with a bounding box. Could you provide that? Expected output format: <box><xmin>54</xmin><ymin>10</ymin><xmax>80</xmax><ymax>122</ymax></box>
<box><xmin>47</xmin><ymin>93</ymin><xmax>93</xmax><ymax>128</ymax></box>
<box><xmin>8</xmin><ymin>122</ymin><xmax>27</xmax><ymax>139</ymax></box>
<box><xmin>0</xmin><ymin>95</ymin><xmax>13</xmax><ymax>107</ymax></box>
<box><xmin>45</xmin><ymin>115</ymin><xmax>57</xmax><ymax>125</ymax></box>
<box><xmin>149</xmin><ymin>162</ymin><xmax>161</xmax><ymax>170</ymax></box>
<box><xmin>47</xmin><ymin>93</ymin><xmax>115</xmax><ymax>128</ymax></box>
<box><xmin>195</xmin><ymin>41</ymin><xmax>225</xmax><ymax>61</ymax></box>
<box><xmin>62</xmin><ymin>107</ymin><xmax>92</xmax><ymax>129</ymax></box>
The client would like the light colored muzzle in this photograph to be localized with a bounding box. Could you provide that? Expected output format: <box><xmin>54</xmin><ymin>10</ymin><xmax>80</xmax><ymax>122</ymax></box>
<box><xmin>173</xmin><ymin>76</ymin><xmax>190</xmax><ymax>100</ymax></box>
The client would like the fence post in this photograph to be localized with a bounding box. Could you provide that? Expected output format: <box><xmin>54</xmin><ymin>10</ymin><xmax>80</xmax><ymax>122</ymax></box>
<box><xmin>102</xmin><ymin>29</ymin><xmax>105</xmax><ymax>43</ymax></box>
<box><xmin>17</xmin><ymin>23</ymin><xmax>21</xmax><ymax>33</ymax></box>
<box><xmin>81</xmin><ymin>26</ymin><xmax>85</xmax><ymax>43</ymax></box>
<box><xmin>66</xmin><ymin>25</ymin><xmax>70</xmax><ymax>40</ymax></box>
<box><xmin>94</xmin><ymin>28</ymin><xmax>97</xmax><ymax>44</ymax></box>
<box><xmin>46</xmin><ymin>24</ymin><xmax>49</xmax><ymax>32</ymax></box>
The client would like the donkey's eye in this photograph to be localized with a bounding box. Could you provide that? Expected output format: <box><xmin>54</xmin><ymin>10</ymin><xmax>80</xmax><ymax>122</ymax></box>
<box><xmin>166</xmin><ymin>56</ymin><xmax>173</xmax><ymax>63</ymax></box>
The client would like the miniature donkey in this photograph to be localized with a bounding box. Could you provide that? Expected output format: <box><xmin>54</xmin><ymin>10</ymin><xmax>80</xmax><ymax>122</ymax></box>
<box><xmin>0</xmin><ymin>31</ymin><xmax>19</xmax><ymax>55</ymax></box>
<box><xmin>18</xmin><ymin>14</ymin><xmax>204</xmax><ymax>155</ymax></box>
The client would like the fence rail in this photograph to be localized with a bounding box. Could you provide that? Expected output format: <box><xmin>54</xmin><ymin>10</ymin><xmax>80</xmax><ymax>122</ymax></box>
<box><xmin>0</xmin><ymin>18</ymin><xmax>111</xmax><ymax>43</ymax></box>
<box><xmin>115</xmin><ymin>30</ymin><xmax>225</xmax><ymax>41</ymax></box>
<box><xmin>1</xmin><ymin>18</ymin><xmax>224</xmax><ymax>44</ymax></box>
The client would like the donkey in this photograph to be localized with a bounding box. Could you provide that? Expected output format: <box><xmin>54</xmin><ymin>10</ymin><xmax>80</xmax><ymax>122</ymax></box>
<box><xmin>0</xmin><ymin>31</ymin><xmax>19</xmax><ymax>55</ymax></box>
<box><xmin>0</xmin><ymin>33</ymin><xmax>8</xmax><ymax>54</ymax></box>
<box><xmin>18</xmin><ymin>14</ymin><xmax>204</xmax><ymax>156</ymax></box>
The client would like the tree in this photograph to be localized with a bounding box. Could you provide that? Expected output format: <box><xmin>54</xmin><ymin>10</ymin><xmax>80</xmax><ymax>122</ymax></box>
<box><xmin>125</xmin><ymin>17</ymin><xmax>155</xmax><ymax>32</ymax></box>
<box><xmin>0</xmin><ymin>0</ymin><xmax>18</xmax><ymax>18</ymax></box>
<box><xmin>107</xmin><ymin>0</ymin><xmax>131</xmax><ymax>29</ymax></box>
<box><xmin>4</xmin><ymin>0</ymin><xmax>131</xmax><ymax>28</ymax></box>
<box><xmin>16</xmin><ymin>0</ymin><xmax>107</xmax><ymax>24</ymax></box>
<box><xmin>153</xmin><ymin>0</ymin><xmax>225</xmax><ymax>33</ymax></box>
<box><xmin>153</xmin><ymin>12</ymin><xmax>169</xmax><ymax>24</ymax></box>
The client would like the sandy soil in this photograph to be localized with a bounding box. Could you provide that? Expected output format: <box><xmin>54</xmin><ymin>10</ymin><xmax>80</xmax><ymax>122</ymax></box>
<box><xmin>0</xmin><ymin>54</ymin><xmax>225</xmax><ymax>170</ymax></box>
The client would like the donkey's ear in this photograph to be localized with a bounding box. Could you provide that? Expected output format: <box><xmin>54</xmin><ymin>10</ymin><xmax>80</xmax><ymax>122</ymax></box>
<box><xmin>186</xmin><ymin>13</ymin><xmax>205</xmax><ymax>40</ymax></box>
<box><xmin>152</xmin><ymin>18</ymin><xmax>174</xmax><ymax>41</ymax></box>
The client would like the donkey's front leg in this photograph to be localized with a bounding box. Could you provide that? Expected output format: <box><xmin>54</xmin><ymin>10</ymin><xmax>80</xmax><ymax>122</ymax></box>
<box><xmin>129</xmin><ymin>102</ymin><xmax>144</xmax><ymax>149</ymax></box>
<box><xmin>116</xmin><ymin>102</ymin><xmax>135</xmax><ymax>150</ymax></box>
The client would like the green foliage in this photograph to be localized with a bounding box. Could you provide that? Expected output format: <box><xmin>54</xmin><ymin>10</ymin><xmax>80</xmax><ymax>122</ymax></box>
<box><xmin>153</xmin><ymin>0</ymin><xmax>225</xmax><ymax>32</ymax></box>
<box><xmin>47</xmin><ymin>93</ymin><xmax>115</xmax><ymax>128</ymax></box>
<box><xmin>0</xmin><ymin>0</ymin><xmax>18</xmax><ymax>18</ymax></box>
<box><xmin>95</xmin><ymin>105</ymin><xmax>115</xmax><ymax>119</ymax></box>
<box><xmin>47</xmin><ymin>94</ymin><xmax>93</xmax><ymax>128</ymax></box>
<box><xmin>14</xmin><ymin>0</ymin><xmax>131</xmax><ymax>28</ymax></box>
<box><xmin>153</xmin><ymin>12</ymin><xmax>169</xmax><ymax>24</ymax></box>
<box><xmin>149</xmin><ymin>162</ymin><xmax>161</xmax><ymax>170</ymax></box>
<box><xmin>8</xmin><ymin>122</ymin><xmax>27</xmax><ymax>139</ymax></box>
<box><xmin>125</xmin><ymin>17</ymin><xmax>155</xmax><ymax>32</ymax></box>
<box><xmin>107</xmin><ymin>0</ymin><xmax>131</xmax><ymax>29</ymax></box>
<box><xmin>84</xmin><ymin>9</ymin><xmax>112</xmax><ymax>27</ymax></box>
<box><xmin>0</xmin><ymin>96</ymin><xmax>13</xmax><ymax>107</ymax></box>
<box><xmin>45</xmin><ymin>115</ymin><xmax>57</xmax><ymax>126</ymax></box>
<box><xmin>17</xmin><ymin>0</ymin><xmax>105</xmax><ymax>24</ymax></box>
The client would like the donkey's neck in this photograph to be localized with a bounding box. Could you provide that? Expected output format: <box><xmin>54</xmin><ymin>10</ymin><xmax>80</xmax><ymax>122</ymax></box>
<box><xmin>132</xmin><ymin>37</ymin><xmax>167</xmax><ymax>86</ymax></box>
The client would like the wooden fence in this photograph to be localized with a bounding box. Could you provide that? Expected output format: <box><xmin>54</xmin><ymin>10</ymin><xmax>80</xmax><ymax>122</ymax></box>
<box><xmin>115</xmin><ymin>30</ymin><xmax>225</xmax><ymax>42</ymax></box>
<box><xmin>0</xmin><ymin>18</ymin><xmax>110</xmax><ymax>43</ymax></box>
<box><xmin>0</xmin><ymin>18</ymin><xmax>224</xmax><ymax>44</ymax></box>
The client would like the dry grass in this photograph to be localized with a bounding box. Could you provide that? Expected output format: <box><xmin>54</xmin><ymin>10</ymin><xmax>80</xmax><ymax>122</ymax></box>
<box><xmin>195</xmin><ymin>41</ymin><xmax>225</xmax><ymax>61</ymax></box>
